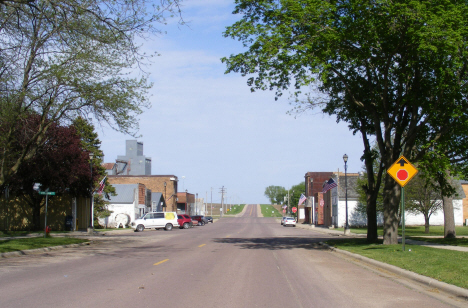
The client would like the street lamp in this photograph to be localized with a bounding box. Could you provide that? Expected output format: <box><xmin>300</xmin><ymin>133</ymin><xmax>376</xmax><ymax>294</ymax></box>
<box><xmin>88</xmin><ymin>152</ymin><xmax>94</xmax><ymax>234</ymax></box>
<box><xmin>343</xmin><ymin>154</ymin><xmax>350</xmax><ymax>235</ymax></box>
<box><xmin>164</xmin><ymin>182</ymin><xmax>167</xmax><ymax>212</ymax></box>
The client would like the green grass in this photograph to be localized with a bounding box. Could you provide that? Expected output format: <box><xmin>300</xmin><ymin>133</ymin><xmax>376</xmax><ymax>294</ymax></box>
<box><xmin>326</xmin><ymin>238</ymin><xmax>468</xmax><ymax>289</ymax></box>
<box><xmin>260</xmin><ymin>204</ymin><xmax>283</xmax><ymax>217</ymax></box>
<box><xmin>0</xmin><ymin>231</ymin><xmax>39</xmax><ymax>237</ymax></box>
<box><xmin>225</xmin><ymin>204</ymin><xmax>245</xmax><ymax>215</ymax></box>
<box><xmin>0</xmin><ymin>237</ymin><xmax>89</xmax><ymax>253</ymax></box>
<box><xmin>334</xmin><ymin>225</ymin><xmax>468</xmax><ymax>236</ymax></box>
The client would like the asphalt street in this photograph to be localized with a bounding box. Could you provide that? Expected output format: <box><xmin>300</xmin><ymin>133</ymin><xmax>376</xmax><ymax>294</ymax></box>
<box><xmin>0</xmin><ymin>204</ymin><xmax>466</xmax><ymax>307</ymax></box>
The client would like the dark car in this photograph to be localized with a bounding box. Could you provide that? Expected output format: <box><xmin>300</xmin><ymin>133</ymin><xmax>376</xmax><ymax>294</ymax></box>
<box><xmin>177</xmin><ymin>214</ymin><xmax>193</xmax><ymax>229</ymax></box>
<box><xmin>205</xmin><ymin>216</ymin><xmax>213</xmax><ymax>223</ymax></box>
<box><xmin>191</xmin><ymin>215</ymin><xmax>209</xmax><ymax>226</ymax></box>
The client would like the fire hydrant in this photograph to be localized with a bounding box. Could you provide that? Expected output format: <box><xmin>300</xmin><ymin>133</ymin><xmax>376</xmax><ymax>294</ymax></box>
<box><xmin>45</xmin><ymin>226</ymin><xmax>51</xmax><ymax>237</ymax></box>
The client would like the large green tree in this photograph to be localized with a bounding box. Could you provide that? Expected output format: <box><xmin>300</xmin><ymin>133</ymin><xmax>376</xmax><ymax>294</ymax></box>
<box><xmin>8</xmin><ymin>115</ymin><xmax>92</xmax><ymax>230</ymax></box>
<box><xmin>264</xmin><ymin>185</ymin><xmax>287</xmax><ymax>204</ymax></box>
<box><xmin>404</xmin><ymin>173</ymin><xmax>443</xmax><ymax>234</ymax></box>
<box><xmin>73</xmin><ymin>117</ymin><xmax>115</xmax><ymax>226</ymax></box>
<box><xmin>223</xmin><ymin>0</ymin><xmax>468</xmax><ymax>244</ymax></box>
<box><xmin>0</xmin><ymin>0</ymin><xmax>182</xmax><ymax>187</ymax></box>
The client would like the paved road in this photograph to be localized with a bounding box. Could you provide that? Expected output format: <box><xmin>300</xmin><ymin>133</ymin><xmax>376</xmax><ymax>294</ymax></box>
<box><xmin>0</xmin><ymin>204</ymin><xmax>464</xmax><ymax>307</ymax></box>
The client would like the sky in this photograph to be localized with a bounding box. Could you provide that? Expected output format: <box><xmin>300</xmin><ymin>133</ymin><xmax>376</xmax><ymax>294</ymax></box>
<box><xmin>97</xmin><ymin>0</ymin><xmax>364</xmax><ymax>204</ymax></box>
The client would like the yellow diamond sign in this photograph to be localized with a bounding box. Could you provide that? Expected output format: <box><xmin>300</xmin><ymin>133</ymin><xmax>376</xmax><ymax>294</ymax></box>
<box><xmin>387</xmin><ymin>156</ymin><xmax>418</xmax><ymax>187</ymax></box>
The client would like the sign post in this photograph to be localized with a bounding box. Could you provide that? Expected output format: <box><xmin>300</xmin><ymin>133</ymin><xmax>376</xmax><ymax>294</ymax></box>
<box><xmin>39</xmin><ymin>190</ymin><xmax>55</xmax><ymax>237</ymax></box>
<box><xmin>387</xmin><ymin>156</ymin><xmax>418</xmax><ymax>251</ymax></box>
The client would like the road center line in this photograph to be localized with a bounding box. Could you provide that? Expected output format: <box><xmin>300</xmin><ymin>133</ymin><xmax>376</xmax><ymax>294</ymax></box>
<box><xmin>153</xmin><ymin>259</ymin><xmax>169</xmax><ymax>266</ymax></box>
<box><xmin>198</xmin><ymin>244</ymin><xmax>206</xmax><ymax>247</ymax></box>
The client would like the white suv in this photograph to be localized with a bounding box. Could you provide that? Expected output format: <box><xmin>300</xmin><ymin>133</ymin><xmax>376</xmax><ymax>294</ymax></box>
<box><xmin>130</xmin><ymin>212</ymin><xmax>179</xmax><ymax>232</ymax></box>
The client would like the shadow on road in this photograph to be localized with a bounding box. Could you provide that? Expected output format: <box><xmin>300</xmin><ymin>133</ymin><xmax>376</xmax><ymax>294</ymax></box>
<box><xmin>213</xmin><ymin>237</ymin><xmax>333</xmax><ymax>250</ymax></box>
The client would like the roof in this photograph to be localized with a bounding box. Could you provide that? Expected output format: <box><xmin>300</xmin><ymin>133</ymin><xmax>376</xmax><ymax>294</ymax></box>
<box><xmin>107</xmin><ymin>184</ymin><xmax>139</xmax><ymax>203</ymax></box>
<box><xmin>337</xmin><ymin>174</ymin><xmax>361</xmax><ymax>199</ymax></box>
<box><xmin>152</xmin><ymin>192</ymin><xmax>163</xmax><ymax>202</ymax></box>
<box><xmin>102</xmin><ymin>163</ymin><xmax>115</xmax><ymax>170</ymax></box>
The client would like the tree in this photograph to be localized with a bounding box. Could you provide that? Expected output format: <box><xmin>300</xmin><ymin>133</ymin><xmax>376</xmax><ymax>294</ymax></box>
<box><xmin>404</xmin><ymin>174</ymin><xmax>442</xmax><ymax>234</ymax></box>
<box><xmin>222</xmin><ymin>1</ymin><xmax>468</xmax><ymax>244</ymax></box>
<box><xmin>287</xmin><ymin>182</ymin><xmax>305</xmax><ymax>216</ymax></box>
<box><xmin>73</xmin><ymin>117</ymin><xmax>116</xmax><ymax>226</ymax></box>
<box><xmin>0</xmin><ymin>0</ymin><xmax>182</xmax><ymax>187</ymax></box>
<box><xmin>264</xmin><ymin>185</ymin><xmax>287</xmax><ymax>204</ymax></box>
<box><xmin>8</xmin><ymin>116</ymin><xmax>92</xmax><ymax>230</ymax></box>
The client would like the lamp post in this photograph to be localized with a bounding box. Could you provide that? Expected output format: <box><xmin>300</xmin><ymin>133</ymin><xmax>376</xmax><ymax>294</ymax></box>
<box><xmin>164</xmin><ymin>182</ymin><xmax>167</xmax><ymax>212</ymax></box>
<box><xmin>343</xmin><ymin>154</ymin><xmax>350</xmax><ymax>235</ymax></box>
<box><xmin>88</xmin><ymin>152</ymin><xmax>94</xmax><ymax>234</ymax></box>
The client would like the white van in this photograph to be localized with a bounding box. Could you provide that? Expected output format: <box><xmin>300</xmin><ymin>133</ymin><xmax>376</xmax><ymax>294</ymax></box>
<box><xmin>130</xmin><ymin>212</ymin><xmax>179</xmax><ymax>232</ymax></box>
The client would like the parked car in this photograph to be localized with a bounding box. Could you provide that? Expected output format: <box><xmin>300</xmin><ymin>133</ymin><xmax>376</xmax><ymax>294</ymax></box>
<box><xmin>281</xmin><ymin>217</ymin><xmax>289</xmax><ymax>225</ymax></box>
<box><xmin>177</xmin><ymin>214</ymin><xmax>193</xmax><ymax>229</ymax></box>
<box><xmin>130</xmin><ymin>212</ymin><xmax>179</xmax><ymax>232</ymax></box>
<box><xmin>191</xmin><ymin>215</ymin><xmax>209</xmax><ymax>226</ymax></box>
<box><xmin>205</xmin><ymin>216</ymin><xmax>213</xmax><ymax>223</ymax></box>
<box><xmin>283</xmin><ymin>217</ymin><xmax>296</xmax><ymax>227</ymax></box>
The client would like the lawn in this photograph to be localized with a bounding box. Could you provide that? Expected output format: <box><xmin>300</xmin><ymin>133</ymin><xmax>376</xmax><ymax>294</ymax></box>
<box><xmin>260</xmin><ymin>204</ymin><xmax>283</xmax><ymax>217</ymax></box>
<box><xmin>335</xmin><ymin>225</ymin><xmax>468</xmax><ymax>237</ymax></box>
<box><xmin>0</xmin><ymin>237</ymin><xmax>89</xmax><ymax>253</ymax></box>
<box><xmin>225</xmin><ymin>204</ymin><xmax>245</xmax><ymax>215</ymax></box>
<box><xmin>326</xmin><ymin>238</ymin><xmax>468</xmax><ymax>289</ymax></box>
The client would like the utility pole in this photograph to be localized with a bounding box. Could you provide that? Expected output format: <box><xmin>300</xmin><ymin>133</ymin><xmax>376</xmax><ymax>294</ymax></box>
<box><xmin>211</xmin><ymin>187</ymin><xmax>213</xmax><ymax>216</ymax></box>
<box><xmin>219</xmin><ymin>186</ymin><xmax>226</xmax><ymax>217</ymax></box>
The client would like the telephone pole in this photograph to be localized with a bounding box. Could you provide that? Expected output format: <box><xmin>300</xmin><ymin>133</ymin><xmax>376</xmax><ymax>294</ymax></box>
<box><xmin>219</xmin><ymin>186</ymin><xmax>226</xmax><ymax>217</ymax></box>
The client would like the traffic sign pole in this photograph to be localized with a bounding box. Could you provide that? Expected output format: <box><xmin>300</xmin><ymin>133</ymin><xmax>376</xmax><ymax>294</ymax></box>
<box><xmin>387</xmin><ymin>155</ymin><xmax>417</xmax><ymax>252</ymax></box>
<box><xmin>401</xmin><ymin>186</ymin><xmax>405</xmax><ymax>252</ymax></box>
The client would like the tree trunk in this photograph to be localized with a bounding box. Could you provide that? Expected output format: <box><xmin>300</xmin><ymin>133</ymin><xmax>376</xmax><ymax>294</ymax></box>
<box><xmin>442</xmin><ymin>195</ymin><xmax>456</xmax><ymax>238</ymax></box>
<box><xmin>424</xmin><ymin>214</ymin><xmax>430</xmax><ymax>233</ymax></box>
<box><xmin>32</xmin><ymin>204</ymin><xmax>41</xmax><ymax>231</ymax></box>
<box><xmin>366</xmin><ymin>191</ymin><xmax>378</xmax><ymax>243</ymax></box>
<box><xmin>383</xmin><ymin>175</ymin><xmax>400</xmax><ymax>244</ymax></box>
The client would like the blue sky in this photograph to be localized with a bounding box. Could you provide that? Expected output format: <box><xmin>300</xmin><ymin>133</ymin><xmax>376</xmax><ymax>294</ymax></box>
<box><xmin>97</xmin><ymin>0</ymin><xmax>364</xmax><ymax>204</ymax></box>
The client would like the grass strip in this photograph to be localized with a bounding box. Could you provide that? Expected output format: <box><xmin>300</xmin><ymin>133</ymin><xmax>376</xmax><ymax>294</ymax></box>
<box><xmin>224</xmin><ymin>204</ymin><xmax>245</xmax><ymax>215</ymax></box>
<box><xmin>0</xmin><ymin>237</ymin><xmax>89</xmax><ymax>253</ymax></box>
<box><xmin>335</xmin><ymin>226</ymin><xmax>468</xmax><ymax>236</ymax></box>
<box><xmin>260</xmin><ymin>204</ymin><xmax>283</xmax><ymax>217</ymax></box>
<box><xmin>326</xmin><ymin>238</ymin><xmax>468</xmax><ymax>289</ymax></box>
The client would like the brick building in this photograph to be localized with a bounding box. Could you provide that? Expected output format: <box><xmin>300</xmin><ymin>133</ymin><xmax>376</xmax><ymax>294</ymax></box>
<box><xmin>303</xmin><ymin>171</ymin><xmax>361</xmax><ymax>227</ymax></box>
<box><xmin>107</xmin><ymin>175</ymin><xmax>178</xmax><ymax>212</ymax></box>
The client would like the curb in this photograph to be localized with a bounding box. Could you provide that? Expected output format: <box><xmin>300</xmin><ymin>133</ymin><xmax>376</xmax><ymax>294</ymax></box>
<box><xmin>322</xmin><ymin>242</ymin><xmax>468</xmax><ymax>301</ymax></box>
<box><xmin>0</xmin><ymin>241</ymin><xmax>92</xmax><ymax>258</ymax></box>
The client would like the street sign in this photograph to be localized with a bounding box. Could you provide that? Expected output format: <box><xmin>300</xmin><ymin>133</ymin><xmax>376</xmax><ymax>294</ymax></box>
<box><xmin>387</xmin><ymin>156</ymin><xmax>418</xmax><ymax>187</ymax></box>
<box><xmin>292</xmin><ymin>207</ymin><xmax>297</xmax><ymax>213</ymax></box>
<box><xmin>39</xmin><ymin>191</ymin><xmax>55</xmax><ymax>195</ymax></box>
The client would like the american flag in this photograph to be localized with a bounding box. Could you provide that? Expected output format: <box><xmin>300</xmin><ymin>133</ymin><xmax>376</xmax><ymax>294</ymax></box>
<box><xmin>97</xmin><ymin>176</ymin><xmax>107</xmax><ymax>194</ymax></box>
<box><xmin>322</xmin><ymin>178</ymin><xmax>337</xmax><ymax>193</ymax></box>
<box><xmin>298</xmin><ymin>194</ymin><xmax>307</xmax><ymax>206</ymax></box>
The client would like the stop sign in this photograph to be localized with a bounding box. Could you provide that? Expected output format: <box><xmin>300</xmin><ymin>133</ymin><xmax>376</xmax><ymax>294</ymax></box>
<box><xmin>292</xmin><ymin>207</ymin><xmax>297</xmax><ymax>213</ymax></box>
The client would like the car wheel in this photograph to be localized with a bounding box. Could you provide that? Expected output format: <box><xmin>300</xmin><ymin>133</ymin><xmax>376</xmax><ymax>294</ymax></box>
<box><xmin>183</xmin><ymin>222</ymin><xmax>189</xmax><ymax>229</ymax></box>
<box><xmin>201</xmin><ymin>221</ymin><xmax>205</xmax><ymax>226</ymax></box>
<box><xmin>136</xmin><ymin>224</ymin><xmax>145</xmax><ymax>232</ymax></box>
<box><xmin>165</xmin><ymin>223</ymin><xmax>173</xmax><ymax>231</ymax></box>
